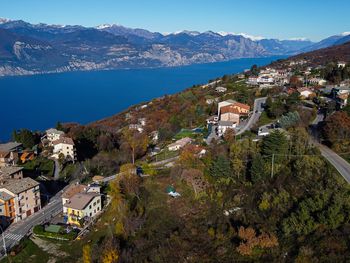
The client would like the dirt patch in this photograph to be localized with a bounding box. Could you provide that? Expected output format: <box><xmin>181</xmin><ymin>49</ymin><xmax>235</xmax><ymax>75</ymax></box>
<box><xmin>31</xmin><ymin>236</ymin><xmax>69</xmax><ymax>261</ymax></box>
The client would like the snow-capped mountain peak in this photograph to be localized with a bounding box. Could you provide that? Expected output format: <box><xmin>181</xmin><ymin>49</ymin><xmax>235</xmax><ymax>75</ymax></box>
<box><xmin>0</xmin><ymin>17</ymin><xmax>11</xmax><ymax>24</ymax></box>
<box><xmin>340</xmin><ymin>31</ymin><xmax>350</xmax><ymax>36</ymax></box>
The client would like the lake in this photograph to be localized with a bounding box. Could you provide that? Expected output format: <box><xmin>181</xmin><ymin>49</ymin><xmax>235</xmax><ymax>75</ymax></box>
<box><xmin>0</xmin><ymin>56</ymin><xmax>284</xmax><ymax>141</ymax></box>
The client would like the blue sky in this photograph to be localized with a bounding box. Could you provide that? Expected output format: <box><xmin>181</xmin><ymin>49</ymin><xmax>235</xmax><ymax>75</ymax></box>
<box><xmin>1</xmin><ymin>0</ymin><xmax>349</xmax><ymax>41</ymax></box>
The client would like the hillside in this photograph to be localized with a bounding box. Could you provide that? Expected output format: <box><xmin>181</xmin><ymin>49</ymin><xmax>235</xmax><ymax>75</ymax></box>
<box><xmin>272</xmin><ymin>40</ymin><xmax>350</xmax><ymax>67</ymax></box>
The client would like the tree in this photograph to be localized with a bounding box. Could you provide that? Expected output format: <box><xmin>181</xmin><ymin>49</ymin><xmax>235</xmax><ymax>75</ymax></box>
<box><xmin>82</xmin><ymin>244</ymin><xmax>92</xmax><ymax>263</ymax></box>
<box><xmin>261</xmin><ymin>130</ymin><xmax>288</xmax><ymax>159</ymax></box>
<box><xmin>122</xmin><ymin>129</ymin><xmax>149</xmax><ymax>164</ymax></box>
<box><xmin>209</xmin><ymin>156</ymin><xmax>232</xmax><ymax>178</ymax></box>
<box><xmin>119</xmin><ymin>163</ymin><xmax>141</xmax><ymax>199</ymax></box>
<box><xmin>102</xmin><ymin>249</ymin><xmax>119</xmax><ymax>263</ymax></box>
<box><xmin>323</xmin><ymin>111</ymin><xmax>350</xmax><ymax>144</ymax></box>
<box><xmin>250</xmin><ymin>154</ymin><xmax>268</xmax><ymax>183</ymax></box>
<box><xmin>229</xmin><ymin>143</ymin><xmax>244</xmax><ymax>179</ymax></box>
<box><xmin>250</xmin><ymin>64</ymin><xmax>259</xmax><ymax>76</ymax></box>
<box><xmin>12</xmin><ymin>129</ymin><xmax>37</xmax><ymax>149</ymax></box>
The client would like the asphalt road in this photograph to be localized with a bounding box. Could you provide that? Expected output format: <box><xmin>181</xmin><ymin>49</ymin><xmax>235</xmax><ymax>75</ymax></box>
<box><xmin>311</xmin><ymin>113</ymin><xmax>350</xmax><ymax>183</ymax></box>
<box><xmin>0</xmin><ymin>197</ymin><xmax>62</xmax><ymax>256</ymax></box>
<box><xmin>317</xmin><ymin>143</ymin><xmax>350</xmax><ymax>183</ymax></box>
<box><xmin>236</xmin><ymin>97</ymin><xmax>267</xmax><ymax>135</ymax></box>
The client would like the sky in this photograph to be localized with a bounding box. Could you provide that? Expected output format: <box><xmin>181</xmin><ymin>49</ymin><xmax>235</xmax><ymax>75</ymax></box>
<box><xmin>1</xmin><ymin>0</ymin><xmax>349</xmax><ymax>41</ymax></box>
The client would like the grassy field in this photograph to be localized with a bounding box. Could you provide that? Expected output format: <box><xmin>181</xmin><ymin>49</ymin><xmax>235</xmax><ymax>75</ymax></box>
<box><xmin>1</xmin><ymin>239</ymin><xmax>50</xmax><ymax>263</ymax></box>
<box><xmin>257</xmin><ymin>111</ymin><xmax>275</xmax><ymax>127</ymax></box>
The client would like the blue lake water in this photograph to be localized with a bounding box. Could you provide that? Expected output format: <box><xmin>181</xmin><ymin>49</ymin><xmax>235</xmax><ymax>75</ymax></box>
<box><xmin>0</xmin><ymin>56</ymin><xmax>284</xmax><ymax>141</ymax></box>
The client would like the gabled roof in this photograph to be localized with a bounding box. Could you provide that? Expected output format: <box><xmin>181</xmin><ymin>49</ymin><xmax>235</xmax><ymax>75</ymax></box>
<box><xmin>52</xmin><ymin>137</ymin><xmax>74</xmax><ymax>146</ymax></box>
<box><xmin>1</xmin><ymin>177</ymin><xmax>39</xmax><ymax>194</ymax></box>
<box><xmin>0</xmin><ymin>142</ymin><xmax>22</xmax><ymax>152</ymax></box>
<box><xmin>46</xmin><ymin>128</ymin><xmax>65</xmax><ymax>135</ymax></box>
<box><xmin>232</xmin><ymin>102</ymin><xmax>250</xmax><ymax>111</ymax></box>
<box><xmin>220</xmin><ymin>105</ymin><xmax>241</xmax><ymax>115</ymax></box>
<box><xmin>64</xmin><ymin>193</ymin><xmax>100</xmax><ymax>210</ymax></box>
<box><xmin>62</xmin><ymin>184</ymin><xmax>88</xmax><ymax>199</ymax></box>
<box><xmin>0</xmin><ymin>166</ymin><xmax>23</xmax><ymax>178</ymax></box>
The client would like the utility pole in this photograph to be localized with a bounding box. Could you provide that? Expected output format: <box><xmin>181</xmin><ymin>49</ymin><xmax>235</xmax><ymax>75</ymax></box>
<box><xmin>271</xmin><ymin>154</ymin><xmax>275</xmax><ymax>178</ymax></box>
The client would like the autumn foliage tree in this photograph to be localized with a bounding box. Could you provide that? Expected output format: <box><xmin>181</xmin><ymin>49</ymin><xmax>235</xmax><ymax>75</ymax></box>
<box><xmin>323</xmin><ymin>111</ymin><xmax>350</xmax><ymax>149</ymax></box>
<box><xmin>236</xmin><ymin>226</ymin><xmax>278</xmax><ymax>256</ymax></box>
<box><xmin>82</xmin><ymin>244</ymin><xmax>92</xmax><ymax>263</ymax></box>
<box><xmin>122</xmin><ymin>129</ymin><xmax>149</xmax><ymax>164</ymax></box>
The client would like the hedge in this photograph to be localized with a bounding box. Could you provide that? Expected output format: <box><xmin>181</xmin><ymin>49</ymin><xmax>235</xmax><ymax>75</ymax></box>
<box><xmin>33</xmin><ymin>225</ymin><xmax>77</xmax><ymax>241</ymax></box>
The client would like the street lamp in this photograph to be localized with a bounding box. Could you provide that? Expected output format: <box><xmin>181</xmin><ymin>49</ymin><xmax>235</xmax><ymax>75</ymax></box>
<box><xmin>0</xmin><ymin>225</ymin><xmax>7</xmax><ymax>257</ymax></box>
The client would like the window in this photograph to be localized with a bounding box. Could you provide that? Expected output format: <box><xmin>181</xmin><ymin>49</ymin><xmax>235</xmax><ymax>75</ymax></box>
<box><xmin>89</xmin><ymin>212</ymin><xmax>92</xmax><ymax>217</ymax></box>
<box><xmin>97</xmin><ymin>207</ymin><xmax>100</xmax><ymax>211</ymax></box>
<box><xmin>89</xmin><ymin>205</ymin><xmax>91</xmax><ymax>209</ymax></box>
<box><xmin>93</xmin><ymin>202</ymin><xmax>96</xmax><ymax>206</ymax></box>
<box><xmin>97</xmin><ymin>199</ymin><xmax>100</xmax><ymax>203</ymax></box>
<box><xmin>0</xmin><ymin>209</ymin><xmax>2</xmax><ymax>212</ymax></box>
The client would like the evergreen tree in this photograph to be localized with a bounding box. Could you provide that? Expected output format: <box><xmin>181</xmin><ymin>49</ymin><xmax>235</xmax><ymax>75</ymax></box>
<box><xmin>209</xmin><ymin>156</ymin><xmax>232</xmax><ymax>178</ymax></box>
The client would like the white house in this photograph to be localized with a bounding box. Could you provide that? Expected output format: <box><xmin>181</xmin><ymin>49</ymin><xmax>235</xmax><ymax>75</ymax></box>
<box><xmin>257</xmin><ymin>76</ymin><xmax>274</xmax><ymax>84</ymax></box>
<box><xmin>309</xmin><ymin>78</ymin><xmax>327</xmax><ymax>86</ymax></box>
<box><xmin>218</xmin><ymin>121</ymin><xmax>237</xmax><ymax>137</ymax></box>
<box><xmin>247</xmin><ymin>76</ymin><xmax>258</xmax><ymax>85</ymax></box>
<box><xmin>52</xmin><ymin>137</ymin><xmax>76</xmax><ymax>161</ymax></box>
<box><xmin>297</xmin><ymin>87</ymin><xmax>314</xmax><ymax>99</ymax></box>
<box><xmin>338</xmin><ymin>61</ymin><xmax>347</xmax><ymax>68</ymax></box>
<box><xmin>168</xmin><ymin>137</ymin><xmax>192</xmax><ymax>151</ymax></box>
<box><xmin>46</xmin><ymin>128</ymin><xmax>65</xmax><ymax>145</ymax></box>
<box><xmin>215</xmin><ymin>86</ymin><xmax>227</xmax><ymax>93</ymax></box>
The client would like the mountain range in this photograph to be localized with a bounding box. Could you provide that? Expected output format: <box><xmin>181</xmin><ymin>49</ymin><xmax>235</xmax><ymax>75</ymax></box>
<box><xmin>0</xmin><ymin>18</ymin><xmax>349</xmax><ymax>77</ymax></box>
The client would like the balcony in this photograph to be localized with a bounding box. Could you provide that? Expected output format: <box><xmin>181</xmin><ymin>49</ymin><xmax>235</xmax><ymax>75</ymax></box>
<box><xmin>69</xmin><ymin>213</ymin><xmax>81</xmax><ymax>221</ymax></box>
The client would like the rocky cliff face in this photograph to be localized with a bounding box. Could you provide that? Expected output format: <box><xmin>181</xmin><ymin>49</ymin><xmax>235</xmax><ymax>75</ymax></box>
<box><xmin>1</xmin><ymin>19</ymin><xmax>341</xmax><ymax>77</ymax></box>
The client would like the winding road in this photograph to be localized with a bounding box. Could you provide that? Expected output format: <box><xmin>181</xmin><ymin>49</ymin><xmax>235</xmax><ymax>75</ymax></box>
<box><xmin>311</xmin><ymin>113</ymin><xmax>350</xmax><ymax>183</ymax></box>
<box><xmin>236</xmin><ymin>97</ymin><xmax>267</xmax><ymax>135</ymax></box>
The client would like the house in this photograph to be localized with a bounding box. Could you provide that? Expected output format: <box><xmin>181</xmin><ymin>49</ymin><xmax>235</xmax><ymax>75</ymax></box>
<box><xmin>64</xmin><ymin>193</ymin><xmax>102</xmax><ymax>226</ymax></box>
<box><xmin>218</xmin><ymin>99</ymin><xmax>236</xmax><ymax>116</ymax></box>
<box><xmin>247</xmin><ymin>76</ymin><xmax>258</xmax><ymax>85</ymax></box>
<box><xmin>0</xmin><ymin>142</ymin><xmax>22</xmax><ymax>167</ymax></box>
<box><xmin>297</xmin><ymin>87</ymin><xmax>315</xmax><ymax>99</ymax></box>
<box><xmin>0</xmin><ymin>166</ymin><xmax>23</xmax><ymax>180</ymax></box>
<box><xmin>0</xmin><ymin>191</ymin><xmax>16</xmax><ymax>228</ymax></box>
<box><xmin>220</xmin><ymin>106</ymin><xmax>240</xmax><ymax>124</ymax></box>
<box><xmin>331</xmin><ymin>86</ymin><xmax>350</xmax><ymax>107</ymax></box>
<box><xmin>0</xmin><ymin>151</ymin><xmax>18</xmax><ymax>167</ymax></box>
<box><xmin>257</xmin><ymin>76</ymin><xmax>274</xmax><ymax>84</ymax></box>
<box><xmin>215</xmin><ymin>86</ymin><xmax>227</xmax><ymax>93</ymax></box>
<box><xmin>129</xmin><ymin>124</ymin><xmax>144</xmax><ymax>133</ymax></box>
<box><xmin>62</xmin><ymin>183</ymin><xmax>88</xmax><ymax>213</ymax></box>
<box><xmin>45</xmin><ymin>128</ymin><xmax>65</xmax><ymax>145</ymax></box>
<box><xmin>0</xmin><ymin>177</ymin><xmax>41</xmax><ymax>223</ymax></box>
<box><xmin>168</xmin><ymin>137</ymin><xmax>192</xmax><ymax>151</ymax></box>
<box><xmin>218</xmin><ymin>121</ymin><xmax>237</xmax><ymax>137</ymax></box>
<box><xmin>0</xmin><ymin>142</ymin><xmax>23</xmax><ymax>153</ymax></box>
<box><xmin>338</xmin><ymin>61</ymin><xmax>347</xmax><ymax>68</ymax></box>
<box><xmin>206</xmin><ymin>115</ymin><xmax>219</xmax><ymax>126</ymax></box>
<box><xmin>224</xmin><ymin>102</ymin><xmax>250</xmax><ymax>115</ymax></box>
<box><xmin>309</xmin><ymin>78</ymin><xmax>327</xmax><ymax>86</ymax></box>
<box><xmin>52</xmin><ymin>137</ymin><xmax>76</xmax><ymax>161</ymax></box>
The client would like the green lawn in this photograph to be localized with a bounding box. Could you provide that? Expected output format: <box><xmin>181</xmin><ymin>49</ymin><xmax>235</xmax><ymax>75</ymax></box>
<box><xmin>1</xmin><ymin>239</ymin><xmax>50</xmax><ymax>263</ymax></box>
<box><xmin>257</xmin><ymin>112</ymin><xmax>275</xmax><ymax>127</ymax></box>
<box><xmin>21</xmin><ymin>157</ymin><xmax>54</xmax><ymax>177</ymax></box>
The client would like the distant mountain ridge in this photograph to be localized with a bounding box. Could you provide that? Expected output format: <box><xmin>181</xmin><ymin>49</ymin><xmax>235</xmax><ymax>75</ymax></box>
<box><xmin>0</xmin><ymin>18</ymin><xmax>348</xmax><ymax>77</ymax></box>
